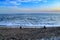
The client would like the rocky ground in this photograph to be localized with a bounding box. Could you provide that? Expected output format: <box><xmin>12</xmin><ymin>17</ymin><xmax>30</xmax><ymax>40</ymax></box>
<box><xmin>0</xmin><ymin>27</ymin><xmax>60</xmax><ymax>40</ymax></box>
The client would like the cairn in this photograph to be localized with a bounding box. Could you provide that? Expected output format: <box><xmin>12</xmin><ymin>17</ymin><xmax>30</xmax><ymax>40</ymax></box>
<box><xmin>44</xmin><ymin>26</ymin><xmax>47</xmax><ymax>29</ymax></box>
<box><xmin>20</xmin><ymin>26</ymin><xmax>22</xmax><ymax>29</ymax></box>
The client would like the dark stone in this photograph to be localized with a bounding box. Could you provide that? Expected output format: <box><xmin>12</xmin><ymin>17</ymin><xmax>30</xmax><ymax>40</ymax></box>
<box><xmin>0</xmin><ymin>34</ymin><xmax>4</xmax><ymax>40</ymax></box>
<box><xmin>7</xmin><ymin>37</ymin><xmax>17</xmax><ymax>40</ymax></box>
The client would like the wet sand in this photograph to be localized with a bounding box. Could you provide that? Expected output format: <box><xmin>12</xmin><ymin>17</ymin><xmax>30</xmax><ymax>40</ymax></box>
<box><xmin>0</xmin><ymin>27</ymin><xmax>60</xmax><ymax>40</ymax></box>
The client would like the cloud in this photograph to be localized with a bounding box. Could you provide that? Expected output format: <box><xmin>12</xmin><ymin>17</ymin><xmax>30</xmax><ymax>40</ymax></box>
<box><xmin>18</xmin><ymin>0</ymin><xmax>31</xmax><ymax>2</ymax></box>
<box><xmin>0</xmin><ymin>0</ymin><xmax>48</xmax><ymax>7</ymax></box>
<box><xmin>8</xmin><ymin>1</ymin><xmax>21</xmax><ymax>6</ymax></box>
<box><xmin>0</xmin><ymin>0</ymin><xmax>60</xmax><ymax>11</ymax></box>
<box><xmin>0</xmin><ymin>0</ymin><xmax>21</xmax><ymax>6</ymax></box>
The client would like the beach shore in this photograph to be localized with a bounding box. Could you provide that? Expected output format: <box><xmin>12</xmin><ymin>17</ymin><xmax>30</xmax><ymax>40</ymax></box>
<box><xmin>0</xmin><ymin>27</ymin><xmax>60</xmax><ymax>40</ymax></box>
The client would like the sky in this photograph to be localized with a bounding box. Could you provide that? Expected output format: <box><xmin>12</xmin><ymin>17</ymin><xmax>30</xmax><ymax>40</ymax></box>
<box><xmin>0</xmin><ymin>0</ymin><xmax>60</xmax><ymax>13</ymax></box>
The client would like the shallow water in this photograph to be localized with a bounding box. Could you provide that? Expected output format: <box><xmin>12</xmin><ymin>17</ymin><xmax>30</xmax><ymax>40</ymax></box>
<box><xmin>41</xmin><ymin>36</ymin><xmax>60</xmax><ymax>40</ymax></box>
<box><xmin>28</xmin><ymin>36</ymin><xmax>60</xmax><ymax>40</ymax></box>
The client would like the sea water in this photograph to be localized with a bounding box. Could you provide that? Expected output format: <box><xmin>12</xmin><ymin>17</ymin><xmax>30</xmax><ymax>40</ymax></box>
<box><xmin>0</xmin><ymin>13</ymin><xmax>60</xmax><ymax>28</ymax></box>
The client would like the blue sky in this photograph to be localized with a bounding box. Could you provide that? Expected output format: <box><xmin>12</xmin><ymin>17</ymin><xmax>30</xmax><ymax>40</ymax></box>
<box><xmin>0</xmin><ymin>0</ymin><xmax>60</xmax><ymax>13</ymax></box>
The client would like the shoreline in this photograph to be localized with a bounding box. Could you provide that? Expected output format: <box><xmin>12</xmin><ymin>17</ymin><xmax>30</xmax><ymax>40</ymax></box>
<box><xmin>0</xmin><ymin>25</ymin><xmax>60</xmax><ymax>28</ymax></box>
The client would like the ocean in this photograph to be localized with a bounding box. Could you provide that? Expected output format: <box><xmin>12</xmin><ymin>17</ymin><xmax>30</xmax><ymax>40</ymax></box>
<box><xmin>0</xmin><ymin>13</ymin><xmax>60</xmax><ymax>28</ymax></box>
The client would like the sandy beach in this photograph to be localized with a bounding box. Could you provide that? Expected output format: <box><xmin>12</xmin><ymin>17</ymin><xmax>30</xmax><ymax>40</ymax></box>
<box><xmin>0</xmin><ymin>27</ymin><xmax>60</xmax><ymax>40</ymax></box>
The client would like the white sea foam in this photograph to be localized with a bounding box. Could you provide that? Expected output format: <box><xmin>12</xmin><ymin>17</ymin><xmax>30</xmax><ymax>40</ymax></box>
<box><xmin>0</xmin><ymin>13</ymin><xmax>60</xmax><ymax>27</ymax></box>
